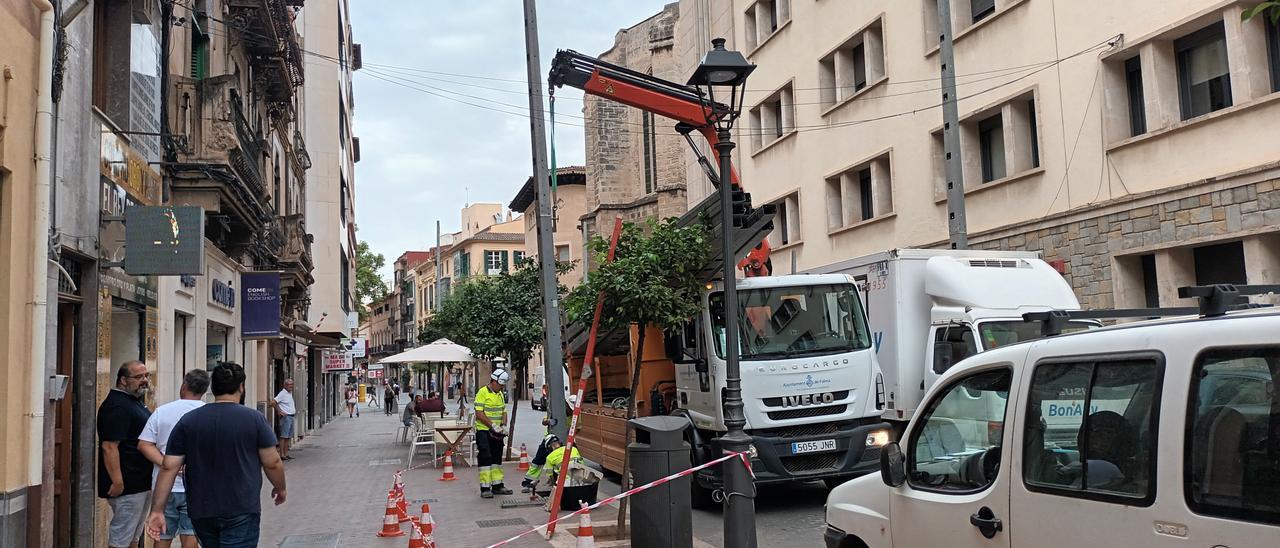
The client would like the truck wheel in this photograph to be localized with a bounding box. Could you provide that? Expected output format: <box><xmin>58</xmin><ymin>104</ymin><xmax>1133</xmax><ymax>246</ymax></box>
<box><xmin>690</xmin><ymin>479</ymin><xmax>715</xmax><ymax>509</ymax></box>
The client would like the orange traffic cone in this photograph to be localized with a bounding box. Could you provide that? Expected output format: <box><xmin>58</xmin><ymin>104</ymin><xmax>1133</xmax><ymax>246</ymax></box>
<box><xmin>406</xmin><ymin>521</ymin><xmax>428</xmax><ymax>548</ymax></box>
<box><xmin>518</xmin><ymin>444</ymin><xmax>530</xmax><ymax>472</ymax></box>
<box><xmin>375</xmin><ymin>490</ymin><xmax>405</xmax><ymax>537</ymax></box>
<box><xmin>439</xmin><ymin>452</ymin><xmax>457</xmax><ymax>481</ymax></box>
<box><xmin>395</xmin><ymin>485</ymin><xmax>410</xmax><ymax>523</ymax></box>
<box><xmin>575</xmin><ymin>502</ymin><xmax>595</xmax><ymax>548</ymax></box>
<box><xmin>413</xmin><ymin>503</ymin><xmax>434</xmax><ymax>531</ymax></box>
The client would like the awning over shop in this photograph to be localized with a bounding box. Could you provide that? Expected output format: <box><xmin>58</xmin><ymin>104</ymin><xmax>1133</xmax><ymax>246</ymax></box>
<box><xmin>280</xmin><ymin>324</ymin><xmax>341</xmax><ymax>347</ymax></box>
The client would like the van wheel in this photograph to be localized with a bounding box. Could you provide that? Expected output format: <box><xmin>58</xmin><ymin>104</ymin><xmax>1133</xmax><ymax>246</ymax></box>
<box><xmin>690</xmin><ymin>479</ymin><xmax>714</xmax><ymax>509</ymax></box>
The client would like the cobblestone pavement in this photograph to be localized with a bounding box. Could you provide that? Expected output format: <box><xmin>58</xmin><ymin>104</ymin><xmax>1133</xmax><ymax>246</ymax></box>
<box><xmin>259</xmin><ymin>396</ymin><xmax>613</xmax><ymax>548</ymax></box>
<box><xmin>259</xmin><ymin>396</ymin><xmax>833</xmax><ymax>547</ymax></box>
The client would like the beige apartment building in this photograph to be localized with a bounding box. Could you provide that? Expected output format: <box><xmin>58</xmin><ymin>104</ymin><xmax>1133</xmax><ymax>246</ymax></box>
<box><xmin>443</xmin><ymin>203</ymin><xmax>527</xmax><ymax>282</ymax></box>
<box><xmin>0</xmin><ymin>1</ymin><xmax>48</xmax><ymax>543</ymax></box>
<box><xmin>510</xmin><ymin>167</ymin><xmax>589</xmax><ymax>288</ymax></box>
<box><xmin>303</xmin><ymin>0</ymin><xmax>360</xmax><ymax>339</ymax></box>
<box><xmin>411</xmin><ymin>241</ymin><xmax>453</xmax><ymax>331</ymax></box>
<box><xmin>675</xmin><ymin>0</ymin><xmax>1280</xmax><ymax>309</ymax></box>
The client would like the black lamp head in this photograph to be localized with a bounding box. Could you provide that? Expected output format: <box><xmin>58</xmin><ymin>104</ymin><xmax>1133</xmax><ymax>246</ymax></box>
<box><xmin>688</xmin><ymin>38</ymin><xmax>756</xmax><ymax>88</ymax></box>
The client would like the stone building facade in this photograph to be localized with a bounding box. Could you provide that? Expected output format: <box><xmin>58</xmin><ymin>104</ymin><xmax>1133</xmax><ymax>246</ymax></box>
<box><xmin>581</xmin><ymin>3</ymin><xmax>690</xmax><ymax>240</ymax></box>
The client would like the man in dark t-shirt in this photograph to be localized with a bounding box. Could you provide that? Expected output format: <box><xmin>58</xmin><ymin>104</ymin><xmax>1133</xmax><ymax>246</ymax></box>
<box><xmin>145</xmin><ymin>363</ymin><xmax>285</xmax><ymax>547</ymax></box>
<box><xmin>98</xmin><ymin>360</ymin><xmax>153</xmax><ymax>548</ymax></box>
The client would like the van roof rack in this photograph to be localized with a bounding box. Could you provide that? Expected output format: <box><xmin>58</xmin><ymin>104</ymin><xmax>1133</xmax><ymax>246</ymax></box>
<box><xmin>1024</xmin><ymin>284</ymin><xmax>1279</xmax><ymax>337</ymax></box>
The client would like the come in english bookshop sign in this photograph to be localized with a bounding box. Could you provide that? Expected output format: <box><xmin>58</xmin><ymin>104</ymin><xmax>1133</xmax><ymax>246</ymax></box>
<box><xmin>241</xmin><ymin>272</ymin><xmax>281</xmax><ymax>339</ymax></box>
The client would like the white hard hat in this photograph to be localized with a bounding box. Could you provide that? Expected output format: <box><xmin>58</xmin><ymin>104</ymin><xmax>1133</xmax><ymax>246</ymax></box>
<box><xmin>491</xmin><ymin>369</ymin><xmax>510</xmax><ymax>384</ymax></box>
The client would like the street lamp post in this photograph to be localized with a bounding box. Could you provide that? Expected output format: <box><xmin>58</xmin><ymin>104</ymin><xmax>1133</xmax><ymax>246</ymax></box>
<box><xmin>688</xmin><ymin>37</ymin><xmax>757</xmax><ymax>547</ymax></box>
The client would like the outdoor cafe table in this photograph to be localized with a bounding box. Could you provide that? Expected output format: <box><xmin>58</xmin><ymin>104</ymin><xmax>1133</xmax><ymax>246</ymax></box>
<box><xmin>433</xmin><ymin>421</ymin><xmax>473</xmax><ymax>467</ymax></box>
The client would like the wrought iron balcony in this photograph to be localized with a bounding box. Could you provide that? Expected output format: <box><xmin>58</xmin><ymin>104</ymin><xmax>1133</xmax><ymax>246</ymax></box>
<box><xmin>227</xmin><ymin>0</ymin><xmax>305</xmax><ymax>103</ymax></box>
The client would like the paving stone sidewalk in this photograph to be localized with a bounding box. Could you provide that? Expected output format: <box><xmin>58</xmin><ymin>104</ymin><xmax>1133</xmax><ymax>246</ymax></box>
<box><xmin>259</xmin><ymin>397</ymin><xmax>620</xmax><ymax>548</ymax></box>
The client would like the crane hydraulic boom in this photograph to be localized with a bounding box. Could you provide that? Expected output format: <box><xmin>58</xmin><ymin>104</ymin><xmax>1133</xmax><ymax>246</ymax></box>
<box><xmin>548</xmin><ymin>49</ymin><xmax>771</xmax><ymax>276</ymax></box>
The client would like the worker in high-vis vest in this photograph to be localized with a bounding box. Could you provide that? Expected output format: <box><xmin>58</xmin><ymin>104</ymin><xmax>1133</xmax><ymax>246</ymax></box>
<box><xmin>475</xmin><ymin>368</ymin><xmax>512</xmax><ymax>498</ymax></box>
<box><xmin>536</xmin><ymin>435</ymin><xmax>583</xmax><ymax>488</ymax></box>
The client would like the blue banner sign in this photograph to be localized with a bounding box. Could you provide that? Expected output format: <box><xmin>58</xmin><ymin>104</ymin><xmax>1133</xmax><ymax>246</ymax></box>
<box><xmin>241</xmin><ymin>272</ymin><xmax>281</xmax><ymax>338</ymax></box>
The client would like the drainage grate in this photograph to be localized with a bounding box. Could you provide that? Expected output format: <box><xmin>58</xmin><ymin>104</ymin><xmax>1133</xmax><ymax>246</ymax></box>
<box><xmin>278</xmin><ymin>532</ymin><xmax>341</xmax><ymax>548</ymax></box>
<box><xmin>369</xmin><ymin>432</ymin><xmax>393</xmax><ymax>435</ymax></box>
<box><xmin>476</xmin><ymin>518</ymin><xmax>529</xmax><ymax>528</ymax></box>
<box><xmin>411</xmin><ymin>498</ymin><xmax>439</xmax><ymax>504</ymax></box>
<box><xmin>368</xmin><ymin>458</ymin><xmax>402</xmax><ymax>466</ymax></box>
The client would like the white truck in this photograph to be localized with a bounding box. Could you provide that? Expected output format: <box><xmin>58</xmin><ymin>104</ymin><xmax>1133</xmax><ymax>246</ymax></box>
<box><xmin>809</xmin><ymin>249</ymin><xmax>1096</xmax><ymax>429</ymax></box>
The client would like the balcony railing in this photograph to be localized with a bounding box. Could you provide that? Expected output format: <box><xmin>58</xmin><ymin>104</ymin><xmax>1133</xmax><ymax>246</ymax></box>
<box><xmin>228</xmin><ymin>0</ymin><xmax>304</xmax><ymax>102</ymax></box>
<box><xmin>228</xmin><ymin>89</ymin><xmax>264</xmax><ymax>193</ymax></box>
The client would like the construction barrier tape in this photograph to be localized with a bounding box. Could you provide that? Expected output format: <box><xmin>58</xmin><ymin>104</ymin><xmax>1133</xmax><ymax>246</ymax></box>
<box><xmin>485</xmin><ymin>450</ymin><xmax>747</xmax><ymax>548</ymax></box>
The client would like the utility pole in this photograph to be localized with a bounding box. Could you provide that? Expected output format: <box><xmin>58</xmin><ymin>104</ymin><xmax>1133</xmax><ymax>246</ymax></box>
<box><xmin>435</xmin><ymin>220</ymin><xmax>442</xmax><ymax>312</ymax></box>
<box><xmin>938</xmin><ymin>1</ymin><xmax>967</xmax><ymax>249</ymax></box>
<box><xmin>521</xmin><ymin>0</ymin><xmax>568</xmax><ymax>441</ymax></box>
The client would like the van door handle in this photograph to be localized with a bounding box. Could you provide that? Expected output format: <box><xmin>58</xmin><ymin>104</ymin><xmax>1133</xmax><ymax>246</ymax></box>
<box><xmin>969</xmin><ymin>506</ymin><xmax>1003</xmax><ymax>539</ymax></box>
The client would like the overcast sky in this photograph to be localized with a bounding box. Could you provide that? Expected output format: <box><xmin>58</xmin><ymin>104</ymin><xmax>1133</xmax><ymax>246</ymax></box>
<box><xmin>349</xmin><ymin>1</ymin><xmax>672</xmax><ymax>276</ymax></box>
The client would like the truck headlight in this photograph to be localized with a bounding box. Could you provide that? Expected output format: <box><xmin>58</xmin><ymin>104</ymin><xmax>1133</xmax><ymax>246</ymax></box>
<box><xmin>865</xmin><ymin>429</ymin><xmax>890</xmax><ymax>448</ymax></box>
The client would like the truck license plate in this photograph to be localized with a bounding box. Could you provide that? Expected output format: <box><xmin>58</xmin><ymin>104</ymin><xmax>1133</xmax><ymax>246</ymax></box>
<box><xmin>791</xmin><ymin>439</ymin><xmax>837</xmax><ymax>454</ymax></box>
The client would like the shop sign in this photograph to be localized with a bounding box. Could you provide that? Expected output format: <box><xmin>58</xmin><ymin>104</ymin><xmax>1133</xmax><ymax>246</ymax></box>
<box><xmin>100</xmin><ymin>125</ymin><xmax>161</xmax><ymax>206</ymax></box>
<box><xmin>368</xmin><ymin>368</ymin><xmax>384</xmax><ymax>379</ymax></box>
<box><xmin>123</xmin><ymin>206</ymin><xmax>205</xmax><ymax>275</ymax></box>
<box><xmin>101</xmin><ymin>268</ymin><xmax>158</xmax><ymax>307</ymax></box>
<box><xmin>211</xmin><ymin>279</ymin><xmax>236</xmax><ymax>309</ymax></box>
<box><xmin>241</xmin><ymin>272</ymin><xmax>281</xmax><ymax>339</ymax></box>
<box><xmin>321</xmin><ymin>349</ymin><xmax>353</xmax><ymax>371</ymax></box>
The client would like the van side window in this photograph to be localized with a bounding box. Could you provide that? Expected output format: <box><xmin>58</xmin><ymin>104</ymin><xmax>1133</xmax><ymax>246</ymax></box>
<box><xmin>1185</xmin><ymin>346</ymin><xmax>1280</xmax><ymax>525</ymax></box>
<box><xmin>1023</xmin><ymin>358</ymin><xmax>1161</xmax><ymax>505</ymax></box>
<box><xmin>907</xmin><ymin>368</ymin><xmax>1011</xmax><ymax>493</ymax></box>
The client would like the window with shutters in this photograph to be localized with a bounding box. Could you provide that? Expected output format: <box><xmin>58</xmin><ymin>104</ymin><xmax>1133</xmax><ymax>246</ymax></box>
<box><xmin>818</xmin><ymin>18</ymin><xmax>886</xmax><ymax>113</ymax></box>
<box><xmin>824</xmin><ymin>152</ymin><xmax>893</xmax><ymax>233</ymax></box>
<box><xmin>748</xmin><ymin>81</ymin><xmax>795</xmax><ymax>153</ymax></box>
<box><xmin>190</xmin><ymin>14</ymin><xmax>210</xmax><ymax>79</ymax></box>
<box><xmin>744</xmin><ymin>0</ymin><xmax>790</xmax><ymax>53</ymax></box>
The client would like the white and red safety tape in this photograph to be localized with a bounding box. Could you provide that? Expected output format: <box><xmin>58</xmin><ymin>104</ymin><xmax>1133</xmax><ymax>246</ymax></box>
<box><xmin>484</xmin><ymin>450</ymin><xmax>751</xmax><ymax>548</ymax></box>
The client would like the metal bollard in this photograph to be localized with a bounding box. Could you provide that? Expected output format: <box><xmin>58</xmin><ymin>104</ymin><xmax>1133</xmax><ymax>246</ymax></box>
<box><xmin>627</xmin><ymin>415</ymin><xmax>693</xmax><ymax>548</ymax></box>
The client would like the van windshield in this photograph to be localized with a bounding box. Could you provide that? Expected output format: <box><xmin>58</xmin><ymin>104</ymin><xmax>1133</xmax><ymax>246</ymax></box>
<box><xmin>710</xmin><ymin>283</ymin><xmax>871</xmax><ymax>361</ymax></box>
<box><xmin>978</xmin><ymin>320</ymin><xmax>1096</xmax><ymax>350</ymax></box>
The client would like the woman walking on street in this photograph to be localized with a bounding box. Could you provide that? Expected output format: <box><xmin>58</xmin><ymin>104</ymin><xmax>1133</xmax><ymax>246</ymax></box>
<box><xmin>345</xmin><ymin>385</ymin><xmax>358</xmax><ymax>418</ymax></box>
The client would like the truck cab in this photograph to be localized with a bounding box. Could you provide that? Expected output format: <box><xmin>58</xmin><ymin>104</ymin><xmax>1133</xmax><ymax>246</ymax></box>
<box><xmin>668</xmin><ymin>274</ymin><xmax>891</xmax><ymax>488</ymax></box>
<box><xmin>825</xmin><ymin>302</ymin><xmax>1280</xmax><ymax>548</ymax></box>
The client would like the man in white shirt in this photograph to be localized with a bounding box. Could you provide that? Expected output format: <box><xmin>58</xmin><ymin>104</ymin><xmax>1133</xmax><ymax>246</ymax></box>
<box><xmin>138</xmin><ymin>369</ymin><xmax>209</xmax><ymax>548</ymax></box>
<box><xmin>268</xmin><ymin>379</ymin><xmax>297</xmax><ymax>460</ymax></box>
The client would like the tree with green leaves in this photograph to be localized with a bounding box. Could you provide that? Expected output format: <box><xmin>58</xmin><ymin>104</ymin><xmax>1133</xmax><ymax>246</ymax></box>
<box><xmin>355</xmin><ymin>241</ymin><xmax>389</xmax><ymax>322</ymax></box>
<box><xmin>562</xmin><ymin>217</ymin><xmax>711</xmax><ymax>535</ymax></box>
<box><xmin>1243</xmin><ymin>1</ymin><xmax>1280</xmax><ymax>23</ymax></box>
<box><xmin>432</xmin><ymin>260</ymin><xmax>570</xmax><ymax>455</ymax></box>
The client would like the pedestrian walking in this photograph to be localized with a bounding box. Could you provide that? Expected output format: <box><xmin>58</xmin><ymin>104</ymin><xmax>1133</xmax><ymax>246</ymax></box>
<box><xmin>345</xmin><ymin>385</ymin><xmax>359</xmax><ymax>417</ymax></box>
<box><xmin>383</xmin><ymin>381</ymin><xmax>395</xmax><ymax>415</ymax></box>
<box><xmin>138</xmin><ymin>369</ymin><xmax>209</xmax><ymax>548</ymax></box>
<box><xmin>475</xmin><ymin>369</ymin><xmax>512</xmax><ymax>498</ymax></box>
<box><xmin>145</xmin><ymin>363</ymin><xmax>286</xmax><ymax>547</ymax></box>
<box><xmin>98</xmin><ymin>360</ymin><xmax>153</xmax><ymax>548</ymax></box>
<box><xmin>366</xmin><ymin>383</ymin><xmax>380</xmax><ymax>408</ymax></box>
<box><xmin>267</xmin><ymin>379</ymin><xmax>297</xmax><ymax>460</ymax></box>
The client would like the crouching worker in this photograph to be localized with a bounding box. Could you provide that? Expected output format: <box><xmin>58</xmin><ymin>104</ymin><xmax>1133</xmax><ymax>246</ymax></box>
<box><xmin>525</xmin><ymin>434</ymin><xmax>583</xmax><ymax>495</ymax></box>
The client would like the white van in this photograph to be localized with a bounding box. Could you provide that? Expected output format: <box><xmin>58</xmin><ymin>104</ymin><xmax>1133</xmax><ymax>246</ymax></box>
<box><xmin>824</xmin><ymin>305</ymin><xmax>1280</xmax><ymax>547</ymax></box>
